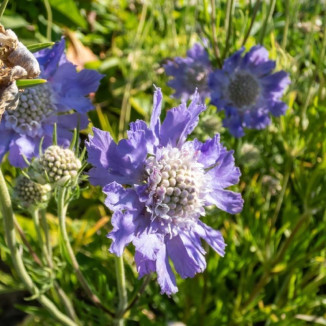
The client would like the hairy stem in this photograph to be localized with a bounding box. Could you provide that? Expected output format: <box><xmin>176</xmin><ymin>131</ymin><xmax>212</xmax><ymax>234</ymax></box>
<box><xmin>57</xmin><ymin>187</ymin><xmax>114</xmax><ymax>317</ymax></box>
<box><xmin>0</xmin><ymin>168</ymin><xmax>77</xmax><ymax>326</ymax></box>
<box><xmin>114</xmin><ymin>255</ymin><xmax>128</xmax><ymax>326</ymax></box>
<box><xmin>32</xmin><ymin>209</ymin><xmax>78</xmax><ymax>322</ymax></box>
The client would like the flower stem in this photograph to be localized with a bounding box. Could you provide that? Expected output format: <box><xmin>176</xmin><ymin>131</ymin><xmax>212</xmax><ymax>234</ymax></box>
<box><xmin>210</xmin><ymin>0</ymin><xmax>221</xmax><ymax>66</ymax></box>
<box><xmin>57</xmin><ymin>187</ymin><xmax>115</xmax><ymax>317</ymax></box>
<box><xmin>242</xmin><ymin>0</ymin><xmax>261</xmax><ymax>47</ymax></box>
<box><xmin>0</xmin><ymin>168</ymin><xmax>77</xmax><ymax>326</ymax></box>
<box><xmin>40</xmin><ymin>208</ymin><xmax>52</xmax><ymax>261</ymax></box>
<box><xmin>32</xmin><ymin>208</ymin><xmax>78</xmax><ymax>322</ymax></box>
<box><xmin>259</xmin><ymin>0</ymin><xmax>276</xmax><ymax>44</ymax></box>
<box><xmin>114</xmin><ymin>255</ymin><xmax>128</xmax><ymax>326</ymax></box>
<box><xmin>222</xmin><ymin>0</ymin><xmax>234</xmax><ymax>60</ymax></box>
<box><xmin>0</xmin><ymin>0</ymin><xmax>9</xmax><ymax>20</ymax></box>
<box><xmin>43</xmin><ymin>0</ymin><xmax>52</xmax><ymax>41</ymax></box>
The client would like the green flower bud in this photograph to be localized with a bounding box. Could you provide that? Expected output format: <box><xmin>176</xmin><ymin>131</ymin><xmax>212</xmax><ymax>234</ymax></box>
<box><xmin>14</xmin><ymin>176</ymin><xmax>51</xmax><ymax>208</ymax></box>
<box><xmin>33</xmin><ymin>145</ymin><xmax>82</xmax><ymax>186</ymax></box>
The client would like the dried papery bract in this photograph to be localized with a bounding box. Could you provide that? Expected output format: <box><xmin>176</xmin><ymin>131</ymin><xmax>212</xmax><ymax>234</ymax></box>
<box><xmin>0</xmin><ymin>24</ymin><xmax>40</xmax><ymax>78</ymax></box>
<box><xmin>0</xmin><ymin>65</ymin><xmax>27</xmax><ymax>120</ymax></box>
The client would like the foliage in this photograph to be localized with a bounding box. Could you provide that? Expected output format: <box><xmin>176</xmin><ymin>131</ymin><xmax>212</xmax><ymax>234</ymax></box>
<box><xmin>0</xmin><ymin>0</ymin><xmax>326</xmax><ymax>325</ymax></box>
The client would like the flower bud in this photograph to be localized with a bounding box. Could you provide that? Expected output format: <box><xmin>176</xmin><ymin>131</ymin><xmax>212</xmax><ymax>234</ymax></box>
<box><xmin>14</xmin><ymin>176</ymin><xmax>51</xmax><ymax>208</ymax></box>
<box><xmin>33</xmin><ymin>145</ymin><xmax>82</xmax><ymax>186</ymax></box>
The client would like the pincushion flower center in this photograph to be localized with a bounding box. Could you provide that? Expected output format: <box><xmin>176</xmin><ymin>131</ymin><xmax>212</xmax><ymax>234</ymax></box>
<box><xmin>145</xmin><ymin>146</ymin><xmax>207</xmax><ymax>227</ymax></box>
<box><xmin>5</xmin><ymin>84</ymin><xmax>56</xmax><ymax>137</ymax></box>
<box><xmin>228</xmin><ymin>72</ymin><xmax>260</xmax><ymax>108</ymax></box>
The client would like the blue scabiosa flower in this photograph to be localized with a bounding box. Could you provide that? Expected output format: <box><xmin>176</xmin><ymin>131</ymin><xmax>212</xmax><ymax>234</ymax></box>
<box><xmin>86</xmin><ymin>88</ymin><xmax>243</xmax><ymax>295</ymax></box>
<box><xmin>0</xmin><ymin>39</ymin><xmax>103</xmax><ymax>167</ymax></box>
<box><xmin>164</xmin><ymin>43</ymin><xmax>212</xmax><ymax>101</ymax></box>
<box><xmin>208</xmin><ymin>46</ymin><xmax>290</xmax><ymax>137</ymax></box>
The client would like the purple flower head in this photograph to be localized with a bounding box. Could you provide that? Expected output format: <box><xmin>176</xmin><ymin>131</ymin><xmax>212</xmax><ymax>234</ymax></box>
<box><xmin>164</xmin><ymin>43</ymin><xmax>212</xmax><ymax>102</ymax></box>
<box><xmin>208</xmin><ymin>45</ymin><xmax>290</xmax><ymax>137</ymax></box>
<box><xmin>0</xmin><ymin>38</ymin><xmax>103</xmax><ymax>167</ymax></box>
<box><xmin>86</xmin><ymin>88</ymin><xmax>243</xmax><ymax>295</ymax></box>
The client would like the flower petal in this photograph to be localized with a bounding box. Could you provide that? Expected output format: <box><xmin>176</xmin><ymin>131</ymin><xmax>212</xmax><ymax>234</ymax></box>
<box><xmin>167</xmin><ymin>234</ymin><xmax>206</xmax><ymax>279</ymax></box>
<box><xmin>195</xmin><ymin>221</ymin><xmax>226</xmax><ymax>256</ymax></box>
<box><xmin>205</xmin><ymin>189</ymin><xmax>243</xmax><ymax>214</ymax></box>
<box><xmin>8</xmin><ymin>135</ymin><xmax>37</xmax><ymax>167</ymax></box>
<box><xmin>160</xmin><ymin>91</ymin><xmax>205</xmax><ymax>147</ymax></box>
<box><xmin>107</xmin><ymin>210</ymin><xmax>138</xmax><ymax>256</ymax></box>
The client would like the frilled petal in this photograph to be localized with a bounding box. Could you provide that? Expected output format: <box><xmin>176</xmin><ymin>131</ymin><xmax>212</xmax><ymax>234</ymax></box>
<box><xmin>51</xmin><ymin>62</ymin><xmax>103</xmax><ymax>113</ymax></box>
<box><xmin>87</xmin><ymin>125</ymin><xmax>152</xmax><ymax>186</ymax></box>
<box><xmin>160</xmin><ymin>91</ymin><xmax>205</xmax><ymax>147</ymax></box>
<box><xmin>222</xmin><ymin>47</ymin><xmax>245</xmax><ymax>74</ymax></box>
<box><xmin>103</xmin><ymin>182</ymin><xmax>142</xmax><ymax>211</ymax></box>
<box><xmin>150</xmin><ymin>87</ymin><xmax>163</xmax><ymax>140</ymax></box>
<box><xmin>261</xmin><ymin>71</ymin><xmax>290</xmax><ymax>97</ymax></box>
<box><xmin>156</xmin><ymin>244</ymin><xmax>178</xmax><ymax>295</ymax></box>
<box><xmin>187</xmin><ymin>43</ymin><xmax>210</xmax><ymax>64</ymax></box>
<box><xmin>8</xmin><ymin>135</ymin><xmax>37</xmax><ymax>167</ymax></box>
<box><xmin>205</xmin><ymin>189</ymin><xmax>243</xmax><ymax>214</ymax></box>
<box><xmin>167</xmin><ymin>233</ymin><xmax>206</xmax><ymax>279</ymax></box>
<box><xmin>0</xmin><ymin>128</ymin><xmax>14</xmax><ymax>163</ymax></box>
<box><xmin>206</xmin><ymin>147</ymin><xmax>241</xmax><ymax>188</ymax></box>
<box><xmin>194</xmin><ymin>221</ymin><xmax>226</xmax><ymax>256</ymax></box>
<box><xmin>134</xmin><ymin>251</ymin><xmax>156</xmax><ymax>278</ymax></box>
<box><xmin>269</xmin><ymin>101</ymin><xmax>288</xmax><ymax>117</ymax></box>
<box><xmin>242</xmin><ymin>45</ymin><xmax>269</xmax><ymax>66</ymax></box>
<box><xmin>34</xmin><ymin>38</ymin><xmax>66</xmax><ymax>78</ymax></box>
<box><xmin>193</xmin><ymin>134</ymin><xmax>222</xmax><ymax>168</ymax></box>
<box><xmin>134</xmin><ymin>233</ymin><xmax>178</xmax><ymax>294</ymax></box>
<box><xmin>107</xmin><ymin>210</ymin><xmax>139</xmax><ymax>256</ymax></box>
<box><xmin>223</xmin><ymin>114</ymin><xmax>245</xmax><ymax>138</ymax></box>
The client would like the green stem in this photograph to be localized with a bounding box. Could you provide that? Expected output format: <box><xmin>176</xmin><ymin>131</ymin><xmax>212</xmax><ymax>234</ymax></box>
<box><xmin>242</xmin><ymin>0</ymin><xmax>261</xmax><ymax>46</ymax></box>
<box><xmin>210</xmin><ymin>0</ymin><xmax>221</xmax><ymax>66</ymax></box>
<box><xmin>0</xmin><ymin>0</ymin><xmax>9</xmax><ymax>20</ymax></box>
<box><xmin>0</xmin><ymin>168</ymin><xmax>77</xmax><ymax>326</ymax></box>
<box><xmin>57</xmin><ymin>187</ymin><xmax>114</xmax><ymax>317</ymax></box>
<box><xmin>114</xmin><ymin>255</ymin><xmax>128</xmax><ymax>326</ymax></box>
<box><xmin>281</xmin><ymin>0</ymin><xmax>290</xmax><ymax>49</ymax></box>
<box><xmin>32</xmin><ymin>209</ymin><xmax>78</xmax><ymax>322</ymax></box>
<box><xmin>259</xmin><ymin>0</ymin><xmax>276</xmax><ymax>44</ymax></box>
<box><xmin>222</xmin><ymin>0</ymin><xmax>234</xmax><ymax>60</ymax></box>
<box><xmin>40</xmin><ymin>209</ymin><xmax>52</xmax><ymax>261</ymax></box>
<box><xmin>43</xmin><ymin>0</ymin><xmax>52</xmax><ymax>41</ymax></box>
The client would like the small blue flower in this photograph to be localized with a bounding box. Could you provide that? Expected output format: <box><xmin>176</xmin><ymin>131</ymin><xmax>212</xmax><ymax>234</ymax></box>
<box><xmin>86</xmin><ymin>88</ymin><xmax>243</xmax><ymax>295</ymax></box>
<box><xmin>164</xmin><ymin>43</ymin><xmax>212</xmax><ymax>101</ymax></box>
<box><xmin>208</xmin><ymin>46</ymin><xmax>290</xmax><ymax>137</ymax></box>
<box><xmin>0</xmin><ymin>39</ymin><xmax>103</xmax><ymax>167</ymax></box>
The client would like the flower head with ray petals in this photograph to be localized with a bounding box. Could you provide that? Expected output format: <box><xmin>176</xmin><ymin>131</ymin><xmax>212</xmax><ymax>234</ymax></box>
<box><xmin>86</xmin><ymin>88</ymin><xmax>243</xmax><ymax>295</ymax></box>
<box><xmin>0</xmin><ymin>38</ymin><xmax>103</xmax><ymax>167</ymax></box>
<box><xmin>164</xmin><ymin>43</ymin><xmax>212</xmax><ymax>102</ymax></box>
<box><xmin>208</xmin><ymin>45</ymin><xmax>290</xmax><ymax>137</ymax></box>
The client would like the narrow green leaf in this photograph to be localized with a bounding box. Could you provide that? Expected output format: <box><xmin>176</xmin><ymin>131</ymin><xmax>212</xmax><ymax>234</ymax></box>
<box><xmin>27</xmin><ymin>42</ymin><xmax>55</xmax><ymax>53</ymax></box>
<box><xmin>16</xmin><ymin>79</ymin><xmax>47</xmax><ymax>88</ymax></box>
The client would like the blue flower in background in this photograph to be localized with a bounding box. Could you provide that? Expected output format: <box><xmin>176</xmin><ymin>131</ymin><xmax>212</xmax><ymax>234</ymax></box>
<box><xmin>164</xmin><ymin>43</ymin><xmax>212</xmax><ymax>101</ymax></box>
<box><xmin>0</xmin><ymin>39</ymin><xmax>103</xmax><ymax>167</ymax></box>
<box><xmin>86</xmin><ymin>88</ymin><xmax>243</xmax><ymax>295</ymax></box>
<box><xmin>209</xmin><ymin>46</ymin><xmax>290</xmax><ymax>137</ymax></box>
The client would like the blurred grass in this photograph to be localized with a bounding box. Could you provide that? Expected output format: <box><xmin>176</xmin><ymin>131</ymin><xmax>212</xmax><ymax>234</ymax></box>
<box><xmin>0</xmin><ymin>0</ymin><xmax>326</xmax><ymax>325</ymax></box>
